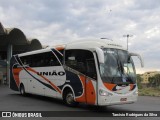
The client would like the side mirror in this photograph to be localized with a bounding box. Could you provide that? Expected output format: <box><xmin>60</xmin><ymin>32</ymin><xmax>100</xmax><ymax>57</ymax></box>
<box><xmin>129</xmin><ymin>52</ymin><xmax>144</xmax><ymax>67</ymax></box>
<box><xmin>95</xmin><ymin>47</ymin><xmax>104</xmax><ymax>64</ymax></box>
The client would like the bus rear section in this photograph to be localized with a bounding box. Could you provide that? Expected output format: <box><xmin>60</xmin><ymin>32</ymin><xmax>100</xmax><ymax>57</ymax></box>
<box><xmin>9</xmin><ymin>49</ymin><xmax>66</xmax><ymax>99</ymax></box>
<box><xmin>9</xmin><ymin>48</ymin><xmax>98</xmax><ymax>106</ymax></box>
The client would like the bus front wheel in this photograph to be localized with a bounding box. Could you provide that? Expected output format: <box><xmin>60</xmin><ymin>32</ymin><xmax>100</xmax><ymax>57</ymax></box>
<box><xmin>63</xmin><ymin>90</ymin><xmax>78</xmax><ymax>107</ymax></box>
<box><xmin>20</xmin><ymin>84</ymin><xmax>26</xmax><ymax>96</ymax></box>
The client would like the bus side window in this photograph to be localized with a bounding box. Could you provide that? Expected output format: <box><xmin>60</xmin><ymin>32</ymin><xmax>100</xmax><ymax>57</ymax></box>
<box><xmin>65</xmin><ymin>50</ymin><xmax>85</xmax><ymax>74</ymax></box>
<box><xmin>19</xmin><ymin>51</ymin><xmax>61</xmax><ymax>68</ymax></box>
<box><xmin>86</xmin><ymin>59</ymin><xmax>97</xmax><ymax>80</ymax></box>
<box><xmin>20</xmin><ymin>56</ymin><xmax>30</xmax><ymax>67</ymax></box>
<box><xmin>65</xmin><ymin>49</ymin><xmax>97</xmax><ymax>80</ymax></box>
<box><xmin>48</xmin><ymin>52</ymin><xmax>61</xmax><ymax>66</ymax></box>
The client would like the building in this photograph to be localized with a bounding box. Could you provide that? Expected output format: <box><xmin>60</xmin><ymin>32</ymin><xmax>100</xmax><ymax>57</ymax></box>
<box><xmin>141</xmin><ymin>71</ymin><xmax>160</xmax><ymax>84</ymax></box>
<box><xmin>0</xmin><ymin>22</ymin><xmax>45</xmax><ymax>84</ymax></box>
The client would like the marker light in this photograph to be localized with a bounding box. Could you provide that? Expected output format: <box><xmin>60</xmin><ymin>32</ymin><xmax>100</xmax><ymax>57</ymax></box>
<box><xmin>99</xmin><ymin>89</ymin><xmax>113</xmax><ymax>96</ymax></box>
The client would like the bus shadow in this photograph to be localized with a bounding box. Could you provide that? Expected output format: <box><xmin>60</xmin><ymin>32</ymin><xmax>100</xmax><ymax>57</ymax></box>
<box><xmin>9</xmin><ymin>93</ymin><xmax>130</xmax><ymax>112</ymax></box>
<box><xmin>9</xmin><ymin>93</ymin><xmax>65</xmax><ymax>106</ymax></box>
<box><xmin>78</xmin><ymin>104</ymin><xmax>130</xmax><ymax>112</ymax></box>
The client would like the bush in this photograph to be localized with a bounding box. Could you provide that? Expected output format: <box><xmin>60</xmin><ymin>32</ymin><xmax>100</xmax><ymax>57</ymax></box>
<box><xmin>138</xmin><ymin>88</ymin><xmax>160</xmax><ymax>97</ymax></box>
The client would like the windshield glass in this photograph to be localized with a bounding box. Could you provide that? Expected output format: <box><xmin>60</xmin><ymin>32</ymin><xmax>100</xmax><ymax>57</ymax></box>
<box><xmin>99</xmin><ymin>48</ymin><xmax>136</xmax><ymax>84</ymax></box>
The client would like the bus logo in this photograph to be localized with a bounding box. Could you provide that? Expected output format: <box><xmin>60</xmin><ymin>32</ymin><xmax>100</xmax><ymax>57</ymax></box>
<box><xmin>37</xmin><ymin>71</ymin><xmax>65</xmax><ymax>76</ymax></box>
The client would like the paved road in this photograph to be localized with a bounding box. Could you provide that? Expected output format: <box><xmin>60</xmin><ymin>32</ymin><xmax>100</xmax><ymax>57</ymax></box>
<box><xmin>0</xmin><ymin>85</ymin><xmax>160</xmax><ymax>120</ymax></box>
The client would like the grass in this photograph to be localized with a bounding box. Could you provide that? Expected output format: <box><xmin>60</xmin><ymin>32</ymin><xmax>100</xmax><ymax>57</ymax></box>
<box><xmin>138</xmin><ymin>87</ymin><xmax>160</xmax><ymax>97</ymax></box>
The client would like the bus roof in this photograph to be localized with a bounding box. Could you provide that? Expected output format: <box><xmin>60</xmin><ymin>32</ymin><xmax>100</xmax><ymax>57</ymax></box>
<box><xmin>66</xmin><ymin>39</ymin><xmax>125</xmax><ymax>50</ymax></box>
<box><xmin>17</xmin><ymin>39</ymin><xmax>126</xmax><ymax>57</ymax></box>
<box><xmin>18</xmin><ymin>48</ymin><xmax>51</xmax><ymax>57</ymax></box>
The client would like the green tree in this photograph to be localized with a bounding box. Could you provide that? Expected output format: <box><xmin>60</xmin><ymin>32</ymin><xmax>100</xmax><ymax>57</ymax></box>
<box><xmin>154</xmin><ymin>74</ymin><xmax>160</xmax><ymax>88</ymax></box>
<box><xmin>137</xmin><ymin>74</ymin><xmax>142</xmax><ymax>89</ymax></box>
<box><xmin>148</xmin><ymin>74</ymin><xmax>160</xmax><ymax>88</ymax></box>
<box><xmin>148</xmin><ymin>76</ymin><xmax>155</xmax><ymax>87</ymax></box>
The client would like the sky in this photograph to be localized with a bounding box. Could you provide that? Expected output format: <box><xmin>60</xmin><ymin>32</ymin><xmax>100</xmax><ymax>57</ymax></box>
<box><xmin>0</xmin><ymin>0</ymin><xmax>160</xmax><ymax>74</ymax></box>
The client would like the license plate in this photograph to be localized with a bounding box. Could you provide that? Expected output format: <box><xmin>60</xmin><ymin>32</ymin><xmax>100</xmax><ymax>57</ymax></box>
<box><xmin>120</xmin><ymin>98</ymin><xmax>127</xmax><ymax>102</ymax></box>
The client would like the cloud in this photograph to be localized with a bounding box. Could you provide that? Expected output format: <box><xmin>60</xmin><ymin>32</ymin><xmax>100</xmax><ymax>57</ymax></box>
<box><xmin>0</xmin><ymin>0</ymin><xmax>160</xmax><ymax>73</ymax></box>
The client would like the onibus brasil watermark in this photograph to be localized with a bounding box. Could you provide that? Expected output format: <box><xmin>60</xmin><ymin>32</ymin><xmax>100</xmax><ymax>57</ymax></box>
<box><xmin>2</xmin><ymin>112</ymin><xmax>42</xmax><ymax>118</ymax></box>
<box><xmin>1</xmin><ymin>111</ymin><xmax>160</xmax><ymax>117</ymax></box>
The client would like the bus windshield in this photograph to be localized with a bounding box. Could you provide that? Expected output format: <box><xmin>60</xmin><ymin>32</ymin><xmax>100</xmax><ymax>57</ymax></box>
<box><xmin>99</xmin><ymin>48</ymin><xmax>136</xmax><ymax>84</ymax></box>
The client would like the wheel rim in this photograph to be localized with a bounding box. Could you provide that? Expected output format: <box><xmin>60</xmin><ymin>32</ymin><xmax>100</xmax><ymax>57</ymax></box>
<box><xmin>20</xmin><ymin>86</ymin><xmax>24</xmax><ymax>95</ymax></box>
<box><xmin>66</xmin><ymin>93</ymin><xmax>74</xmax><ymax>105</ymax></box>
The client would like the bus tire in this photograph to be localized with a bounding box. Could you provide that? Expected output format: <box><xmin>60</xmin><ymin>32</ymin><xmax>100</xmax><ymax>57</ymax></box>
<box><xmin>20</xmin><ymin>84</ymin><xmax>26</xmax><ymax>96</ymax></box>
<box><xmin>63</xmin><ymin>90</ymin><xmax>78</xmax><ymax>107</ymax></box>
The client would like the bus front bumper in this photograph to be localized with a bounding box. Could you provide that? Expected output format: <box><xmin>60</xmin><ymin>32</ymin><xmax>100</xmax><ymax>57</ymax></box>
<box><xmin>98</xmin><ymin>94</ymin><xmax>138</xmax><ymax>106</ymax></box>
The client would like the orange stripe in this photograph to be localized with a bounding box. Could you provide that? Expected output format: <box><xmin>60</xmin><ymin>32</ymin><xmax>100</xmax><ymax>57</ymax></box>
<box><xmin>13</xmin><ymin>68</ymin><xmax>22</xmax><ymax>87</ymax></box>
<box><xmin>86</xmin><ymin>79</ymin><xmax>96</xmax><ymax>105</ymax></box>
<box><xmin>27</xmin><ymin>68</ymin><xmax>62</xmax><ymax>94</ymax></box>
<box><xmin>55</xmin><ymin>46</ymin><xmax>64</xmax><ymax>51</ymax></box>
<box><xmin>103</xmin><ymin>83</ymin><xmax>116</xmax><ymax>91</ymax></box>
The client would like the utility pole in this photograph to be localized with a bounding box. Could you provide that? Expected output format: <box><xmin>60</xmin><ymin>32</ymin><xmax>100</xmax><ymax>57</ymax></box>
<box><xmin>123</xmin><ymin>34</ymin><xmax>133</xmax><ymax>50</ymax></box>
<box><xmin>123</xmin><ymin>34</ymin><xmax>133</xmax><ymax>75</ymax></box>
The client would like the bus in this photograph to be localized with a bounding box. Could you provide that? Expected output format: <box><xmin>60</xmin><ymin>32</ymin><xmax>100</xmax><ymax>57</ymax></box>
<box><xmin>10</xmin><ymin>39</ymin><xmax>144</xmax><ymax>106</ymax></box>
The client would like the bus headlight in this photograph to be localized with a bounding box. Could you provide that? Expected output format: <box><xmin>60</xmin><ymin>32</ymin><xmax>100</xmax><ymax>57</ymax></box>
<box><xmin>99</xmin><ymin>89</ymin><xmax>113</xmax><ymax>96</ymax></box>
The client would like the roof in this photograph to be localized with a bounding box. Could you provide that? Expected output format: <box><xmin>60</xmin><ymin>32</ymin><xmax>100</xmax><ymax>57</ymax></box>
<box><xmin>66</xmin><ymin>39</ymin><xmax>126</xmax><ymax>50</ymax></box>
<box><xmin>17</xmin><ymin>38</ymin><xmax>127</xmax><ymax>57</ymax></box>
<box><xmin>0</xmin><ymin>22</ymin><xmax>43</xmax><ymax>52</ymax></box>
<box><xmin>0</xmin><ymin>22</ymin><xmax>5</xmax><ymax>35</ymax></box>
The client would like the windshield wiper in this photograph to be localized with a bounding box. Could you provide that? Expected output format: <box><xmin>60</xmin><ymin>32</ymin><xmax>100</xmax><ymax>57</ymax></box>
<box><xmin>119</xmin><ymin>61</ymin><xmax>127</xmax><ymax>82</ymax></box>
<box><xmin>110</xmin><ymin>55</ymin><xmax>121</xmax><ymax>83</ymax></box>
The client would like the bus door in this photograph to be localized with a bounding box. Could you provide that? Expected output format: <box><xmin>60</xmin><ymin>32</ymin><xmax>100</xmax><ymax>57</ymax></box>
<box><xmin>85</xmin><ymin>58</ymin><xmax>97</xmax><ymax>105</ymax></box>
<box><xmin>65</xmin><ymin>49</ymin><xmax>97</xmax><ymax>105</ymax></box>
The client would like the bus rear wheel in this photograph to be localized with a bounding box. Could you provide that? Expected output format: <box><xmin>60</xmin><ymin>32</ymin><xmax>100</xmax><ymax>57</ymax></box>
<box><xmin>64</xmin><ymin>90</ymin><xmax>78</xmax><ymax>107</ymax></box>
<box><xmin>20</xmin><ymin>84</ymin><xmax>26</xmax><ymax>96</ymax></box>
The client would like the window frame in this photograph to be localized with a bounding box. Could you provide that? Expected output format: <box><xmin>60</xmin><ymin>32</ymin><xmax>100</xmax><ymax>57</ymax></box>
<box><xmin>64</xmin><ymin>49</ymin><xmax>97</xmax><ymax>80</ymax></box>
<box><xmin>20</xmin><ymin>51</ymin><xmax>61</xmax><ymax>67</ymax></box>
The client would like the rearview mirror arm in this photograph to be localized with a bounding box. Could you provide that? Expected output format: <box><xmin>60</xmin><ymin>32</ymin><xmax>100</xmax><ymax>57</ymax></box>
<box><xmin>129</xmin><ymin>52</ymin><xmax>144</xmax><ymax>68</ymax></box>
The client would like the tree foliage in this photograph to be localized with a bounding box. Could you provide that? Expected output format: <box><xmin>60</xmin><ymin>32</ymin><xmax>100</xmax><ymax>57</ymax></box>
<box><xmin>137</xmin><ymin>74</ymin><xmax>143</xmax><ymax>89</ymax></box>
<box><xmin>148</xmin><ymin>74</ymin><xmax>160</xmax><ymax>88</ymax></box>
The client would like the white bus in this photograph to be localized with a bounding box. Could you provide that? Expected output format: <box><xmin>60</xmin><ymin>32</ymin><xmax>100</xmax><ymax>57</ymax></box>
<box><xmin>10</xmin><ymin>39</ymin><xmax>143</xmax><ymax>106</ymax></box>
